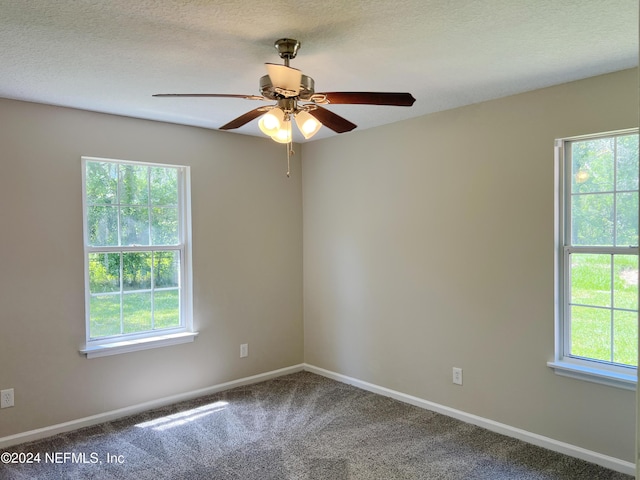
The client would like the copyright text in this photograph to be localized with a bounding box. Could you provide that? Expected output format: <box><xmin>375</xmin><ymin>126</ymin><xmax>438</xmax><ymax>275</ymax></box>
<box><xmin>1</xmin><ymin>451</ymin><xmax>125</xmax><ymax>465</ymax></box>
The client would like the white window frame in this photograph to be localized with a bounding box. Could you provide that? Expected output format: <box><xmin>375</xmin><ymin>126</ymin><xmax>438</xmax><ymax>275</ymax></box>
<box><xmin>548</xmin><ymin>129</ymin><xmax>638</xmax><ymax>390</ymax></box>
<box><xmin>80</xmin><ymin>156</ymin><xmax>196</xmax><ymax>358</ymax></box>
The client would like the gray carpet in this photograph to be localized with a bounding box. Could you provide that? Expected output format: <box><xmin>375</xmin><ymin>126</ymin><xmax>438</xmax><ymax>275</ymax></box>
<box><xmin>0</xmin><ymin>371</ymin><xmax>633</xmax><ymax>479</ymax></box>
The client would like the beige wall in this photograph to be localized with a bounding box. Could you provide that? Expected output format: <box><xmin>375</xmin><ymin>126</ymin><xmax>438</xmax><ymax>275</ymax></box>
<box><xmin>0</xmin><ymin>69</ymin><xmax>637</xmax><ymax>465</ymax></box>
<box><xmin>0</xmin><ymin>99</ymin><xmax>303</xmax><ymax>437</ymax></box>
<box><xmin>302</xmin><ymin>69</ymin><xmax>638</xmax><ymax>462</ymax></box>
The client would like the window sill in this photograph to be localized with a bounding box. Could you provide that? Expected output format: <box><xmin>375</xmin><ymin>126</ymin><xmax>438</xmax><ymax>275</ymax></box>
<box><xmin>547</xmin><ymin>360</ymin><xmax>636</xmax><ymax>391</ymax></box>
<box><xmin>80</xmin><ymin>331</ymin><xmax>199</xmax><ymax>359</ymax></box>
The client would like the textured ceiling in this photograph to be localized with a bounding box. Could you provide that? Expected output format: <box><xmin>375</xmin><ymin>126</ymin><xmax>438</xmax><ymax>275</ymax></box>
<box><xmin>0</xmin><ymin>0</ymin><xmax>637</xmax><ymax>142</ymax></box>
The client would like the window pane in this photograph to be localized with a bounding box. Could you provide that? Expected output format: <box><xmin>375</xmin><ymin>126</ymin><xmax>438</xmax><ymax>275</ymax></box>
<box><xmin>123</xmin><ymin>292</ymin><xmax>152</xmax><ymax>334</ymax></box>
<box><xmin>613</xmin><ymin>310</ymin><xmax>638</xmax><ymax>367</ymax></box>
<box><xmin>570</xmin><ymin>305</ymin><xmax>611</xmax><ymax>362</ymax></box>
<box><xmin>119</xmin><ymin>165</ymin><xmax>149</xmax><ymax>205</ymax></box>
<box><xmin>154</xmin><ymin>290</ymin><xmax>180</xmax><ymax>329</ymax></box>
<box><xmin>571</xmin><ymin>138</ymin><xmax>614</xmax><ymax>194</ymax></box>
<box><xmin>570</xmin><ymin>254</ymin><xmax>611</xmax><ymax>307</ymax></box>
<box><xmin>571</xmin><ymin>193</ymin><xmax>613</xmax><ymax>246</ymax></box>
<box><xmin>561</xmin><ymin>132</ymin><xmax>638</xmax><ymax>372</ymax></box>
<box><xmin>89</xmin><ymin>294</ymin><xmax>121</xmax><ymax>338</ymax></box>
<box><xmin>615</xmin><ymin>192</ymin><xmax>638</xmax><ymax>246</ymax></box>
<box><xmin>616</xmin><ymin>134</ymin><xmax>639</xmax><ymax>191</ymax></box>
<box><xmin>89</xmin><ymin>253</ymin><xmax>120</xmax><ymax>293</ymax></box>
<box><xmin>151</xmin><ymin>207</ymin><xmax>179</xmax><ymax>245</ymax></box>
<box><xmin>86</xmin><ymin>162</ymin><xmax>118</xmax><ymax>205</ymax></box>
<box><xmin>122</xmin><ymin>252</ymin><xmax>151</xmax><ymax>291</ymax></box>
<box><xmin>84</xmin><ymin>158</ymin><xmax>189</xmax><ymax>346</ymax></box>
<box><xmin>613</xmin><ymin>255</ymin><xmax>638</xmax><ymax>310</ymax></box>
<box><xmin>87</xmin><ymin>206</ymin><xmax>118</xmax><ymax>246</ymax></box>
<box><xmin>150</xmin><ymin>167</ymin><xmax>178</xmax><ymax>206</ymax></box>
<box><xmin>154</xmin><ymin>251</ymin><xmax>180</xmax><ymax>288</ymax></box>
<box><xmin>120</xmin><ymin>206</ymin><xmax>150</xmax><ymax>245</ymax></box>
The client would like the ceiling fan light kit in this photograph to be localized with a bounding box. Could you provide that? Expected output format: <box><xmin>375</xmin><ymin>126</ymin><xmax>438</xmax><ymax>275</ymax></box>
<box><xmin>154</xmin><ymin>38</ymin><xmax>416</xmax><ymax>176</ymax></box>
<box><xmin>271</xmin><ymin>119</ymin><xmax>293</xmax><ymax>144</ymax></box>
<box><xmin>295</xmin><ymin>110</ymin><xmax>322</xmax><ymax>139</ymax></box>
<box><xmin>258</xmin><ymin>108</ymin><xmax>285</xmax><ymax>137</ymax></box>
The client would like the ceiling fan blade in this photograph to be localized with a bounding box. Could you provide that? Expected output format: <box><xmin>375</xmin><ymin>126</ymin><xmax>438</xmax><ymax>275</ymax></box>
<box><xmin>219</xmin><ymin>107</ymin><xmax>266</xmax><ymax>130</ymax></box>
<box><xmin>266</xmin><ymin>63</ymin><xmax>302</xmax><ymax>97</ymax></box>
<box><xmin>316</xmin><ymin>92</ymin><xmax>416</xmax><ymax>106</ymax></box>
<box><xmin>308</xmin><ymin>106</ymin><xmax>357</xmax><ymax>134</ymax></box>
<box><xmin>153</xmin><ymin>93</ymin><xmax>265</xmax><ymax>100</ymax></box>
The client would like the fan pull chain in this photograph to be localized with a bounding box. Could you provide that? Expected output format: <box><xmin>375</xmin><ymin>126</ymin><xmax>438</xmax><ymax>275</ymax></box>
<box><xmin>286</xmin><ymin>142</ymin><xmax>294</xmax><ymax>178</ymax></box>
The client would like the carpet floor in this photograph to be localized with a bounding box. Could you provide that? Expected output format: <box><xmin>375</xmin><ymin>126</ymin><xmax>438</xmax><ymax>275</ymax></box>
<box><xmin>0</xmin><ymin>371</ymin><xmax>633</xmax><ymax>479</ymax></box>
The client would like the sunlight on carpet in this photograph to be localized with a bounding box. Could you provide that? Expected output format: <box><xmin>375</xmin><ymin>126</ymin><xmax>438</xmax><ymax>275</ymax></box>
<box><xmin>135</xmin><ymin>401</ymin><xmax>229</xmax><ymax>432</ymax></box>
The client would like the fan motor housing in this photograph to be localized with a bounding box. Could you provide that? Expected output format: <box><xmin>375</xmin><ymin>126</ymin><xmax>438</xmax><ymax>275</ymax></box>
<box><xmin>260</xmin><ymin>74</ymin><xmax>315</xmax><ymax>100</ymax></box>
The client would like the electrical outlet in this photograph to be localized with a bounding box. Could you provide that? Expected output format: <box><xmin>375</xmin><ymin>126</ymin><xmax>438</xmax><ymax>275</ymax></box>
<box><xmin>240</xmin><ymin>343</ymin><xmax>248</xmax><ymax>358</ymax></box>
<box><xmin>1</xmin><ymin>388</ymin><xmax>14</xmax><ymax>408</ymax></box>
<box><xmin>452</xmin><ymin>367</ymin><xmax>463</xmax><ymax>386</ymax></box>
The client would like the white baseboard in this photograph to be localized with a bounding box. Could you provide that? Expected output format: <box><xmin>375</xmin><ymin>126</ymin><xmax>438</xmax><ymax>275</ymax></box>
<box><xmin>0</xmin><ymin>364</ymin><xmax>305</xmax><ymax>450</ymax></box>
<box><xmin>303</xmin><ymin>364</ymin><xmax>636</xmax><ymax>477</ymax></box>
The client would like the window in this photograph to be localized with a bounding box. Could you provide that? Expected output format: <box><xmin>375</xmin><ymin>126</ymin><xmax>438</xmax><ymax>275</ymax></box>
<box><xmin>81</xmin><ymin>157</ymin><xmax>195</xmax><ymax>358</ymax></box>
<box><xmin>549</xmin><ymin>130</ymin><xmax>638</xmax><ymax>389</ymax></box>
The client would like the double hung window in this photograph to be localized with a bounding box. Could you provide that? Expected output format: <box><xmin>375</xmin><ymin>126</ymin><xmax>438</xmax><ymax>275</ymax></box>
<box><xmin>81</xmin><ymin>157</ymin><xmax>195</xmax><ymax>358</ymax></box>
<box><xmin>551</xmin><ymin>130</ymin><xmax>638</xmax><ymax>388</ymax></box>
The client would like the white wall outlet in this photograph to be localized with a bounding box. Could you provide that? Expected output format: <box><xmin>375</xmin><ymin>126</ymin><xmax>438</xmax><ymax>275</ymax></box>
<box><xmin>452</xmin><ymin>367</ymin><xmax>463</xmax><ymax>386</ymax></box>
<box><xmin>1</xmin><ymin>388</ymin><xmax>14</xmax><ymax>408</ymax></box>
<box><xmin>240</xmin><ymin>343</ymin><xmax>248</xmax><ymax>358</ymax></box>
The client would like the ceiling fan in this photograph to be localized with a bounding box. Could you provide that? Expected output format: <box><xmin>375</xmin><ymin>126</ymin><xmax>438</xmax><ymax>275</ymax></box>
<box><xmin>154</xmin><ymin>38</ymin><xmax>416</xmax><ymax>175</ymax></box>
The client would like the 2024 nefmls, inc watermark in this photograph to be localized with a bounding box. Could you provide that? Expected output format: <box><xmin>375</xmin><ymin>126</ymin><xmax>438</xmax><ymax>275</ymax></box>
<box><xmin>1</xmin><ymin>451</ymin><xmax>125</xmax><ymax>465</ymax></box>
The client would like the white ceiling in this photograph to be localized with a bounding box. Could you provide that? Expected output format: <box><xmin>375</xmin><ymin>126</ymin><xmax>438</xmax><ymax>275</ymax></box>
<box><xmin>1</xmin><ymin>0</ymin><xmax>637</xmax><ymax>142</ymax></box>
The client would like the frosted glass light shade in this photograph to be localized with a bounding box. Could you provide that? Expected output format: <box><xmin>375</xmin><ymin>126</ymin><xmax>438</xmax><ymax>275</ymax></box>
<box><xmin>295</xmin><ymin>111</ymin><xmax>322</xmax><ymax>139</ymax></box>
<box><xmin>266</xmin><ymin>64</ymin><xmax>302</xmax><ymax>96</ymax></box>
<box><xmin>258</xmin><ymin>108</ymin><xmax>285</xmax><ymax>136</ymax></box>
<box><xmin>271</xmin><ymin>120</ymin><xmax>292</xmax><ymax>144</ymax></box>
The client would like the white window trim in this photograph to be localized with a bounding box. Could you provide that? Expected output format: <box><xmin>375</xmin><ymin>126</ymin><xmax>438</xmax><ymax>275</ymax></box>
<box><xmin>547</xmin><ymin>360</ymin><xmax>636</xmax><ymax>390</ymax></box>
<box><xmin>549</xmin><ymin>129</ymin><xmax>638</xmax><ymax>390</ymax></box>
<box><xmin>80</xmin><ymin>332</ymin><xmax>198</xmax><ymax>359</ymax></box>
<box><xmin>80</xmin><ymin>156</ymin><xmax>196</xmax><ymax>358</ymax></box>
